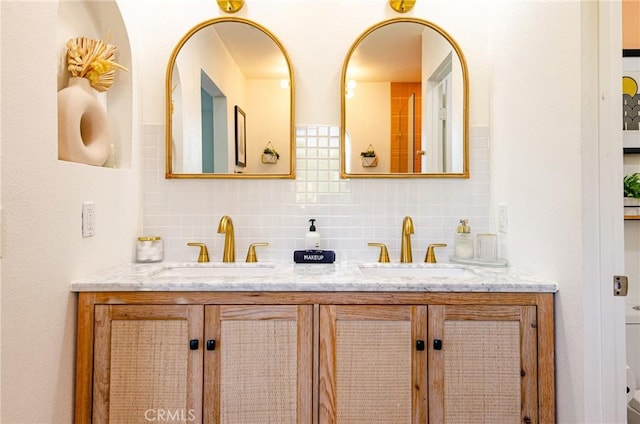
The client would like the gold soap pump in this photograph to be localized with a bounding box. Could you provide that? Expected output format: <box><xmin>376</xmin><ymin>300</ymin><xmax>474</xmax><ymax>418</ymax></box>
<box><xmin>454</xmin><ymin>219</ymin><xmax>474</xmax><ymax>259</ymax></box>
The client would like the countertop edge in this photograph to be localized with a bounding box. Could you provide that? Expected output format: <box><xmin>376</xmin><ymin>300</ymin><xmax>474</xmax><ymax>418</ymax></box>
<box><xmin>69</xmin><ymin>262</ymin><xmax>559</xmax><ymax>293</ymax></box>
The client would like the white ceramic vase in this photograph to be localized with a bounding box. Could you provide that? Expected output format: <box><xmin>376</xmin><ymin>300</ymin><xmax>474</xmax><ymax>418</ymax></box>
<box><xmin>57</xmin><ymin>77</ymin><xmax>111</xmax><ymax>166</ymax></box>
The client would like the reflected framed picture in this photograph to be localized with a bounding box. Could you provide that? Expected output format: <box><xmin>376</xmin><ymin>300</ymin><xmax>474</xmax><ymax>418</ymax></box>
<box><xmin>624</xmin><ymin>49</ymin><xmax>640</xmax><ymax>153</ymax></box>
<box><xmin>235</xmin><ymin>105</ymin><xmax>246</xmax><ymax>167</ymax></box>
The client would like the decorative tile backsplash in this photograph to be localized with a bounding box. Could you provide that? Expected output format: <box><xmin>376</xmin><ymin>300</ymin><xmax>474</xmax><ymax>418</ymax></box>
<box><xmin>143</xmin><ymin>124</ymin><xmax>491</xmax><ymax>262</ymax></box>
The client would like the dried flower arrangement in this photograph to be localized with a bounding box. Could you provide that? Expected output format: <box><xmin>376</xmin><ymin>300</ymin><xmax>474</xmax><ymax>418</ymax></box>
<box><xmin>65</xmin><ymin>37</ymin><xmax>128</xmax><ymax>92</ymax></box>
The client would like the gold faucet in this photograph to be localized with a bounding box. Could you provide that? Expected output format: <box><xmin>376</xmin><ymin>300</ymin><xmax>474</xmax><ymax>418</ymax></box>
<box><xmin>246</xmin><ymin>243</ymin><xmax>269</xmax><ymax>262</ymax></box>
<box><xmin>400</xmin><ymin>216</ymin><xmax>414</xmax><ymax>263</ymax></box>
<box><xmin>217</xmin><ymin>215</ymin><xmax>235</xmax><ymax>262</ymax></box>
<box><xmin>425</xmin><ymin>243</ymin><xmax>447</xmax><ymax>263</ymax></box>
<box><xmin>368</xmin><ymin>243</ymin><xmax>390</xmax><ymax>263</ymax></box>
<box><xmin>187</xmin><ymin>242</ymin><xmax>210</xmax><ymax>263</ymax></box>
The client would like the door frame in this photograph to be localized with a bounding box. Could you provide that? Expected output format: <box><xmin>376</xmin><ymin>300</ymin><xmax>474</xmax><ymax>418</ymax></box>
<box><xmin>587</xmin><ymin>0</ymin><xmax>627</xmax><ymax>421</ymax></box>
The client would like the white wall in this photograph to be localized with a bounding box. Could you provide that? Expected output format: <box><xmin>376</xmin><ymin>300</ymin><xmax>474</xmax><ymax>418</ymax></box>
<box><xmin>490</xmin><ymin>2</ymin><xmax>626</xmax><ymax>422</ymax></box>
<box><xmin>1</xmin><ymin>1</ymin><xmax>141</xmax><ymax>422</ymax></box>
<box><xmin>490</xmin><ymin>2</ymin><xmax>586</xmax><ymax>421</ymax></box>
<box><xmin>0</xmin><ymin>0</ymin><xmax>619</xmax><ymax>422</ymax></box>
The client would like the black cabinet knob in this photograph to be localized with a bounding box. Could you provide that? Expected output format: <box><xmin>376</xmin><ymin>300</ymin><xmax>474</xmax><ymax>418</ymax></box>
<box><xmin>189</xmin><ymin>339</ymin><xmax>199</xmax><ymax>350</ymax></box>
<box><xmin>433</xmin><ymin>339</ymin><xmax>443</xmax><ymax>350</ymax></box>
<box><xmin>416</xmin><ymin>340</ymin><xmax>425</xmax><ymax>351</ymax></box>
<box><xmin>206</xmin><ymin>339</ymin><xmax>216</xmax><ymax>351</ymax></box>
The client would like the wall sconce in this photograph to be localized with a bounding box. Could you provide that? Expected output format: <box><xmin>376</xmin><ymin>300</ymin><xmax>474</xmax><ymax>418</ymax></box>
<box><xmin>388</xmin><ymin>0</ymin><xmax>415</xmax><ymax>13</ymax></box>
<box><xmin>217</xmin><ymin>0</ymin><xmax>244</xmax><ymax>13</ymax></box>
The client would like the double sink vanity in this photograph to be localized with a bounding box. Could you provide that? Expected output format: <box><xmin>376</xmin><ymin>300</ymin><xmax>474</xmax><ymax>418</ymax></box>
<box><xmin>72</xmin><ymin>260</ymin><xmax>557</xmax><ymax>423</ymax></box>
<box><xmin>72</xmin><ymin>10</ymin><xmax>555</xmax><ymax>423</ymax></box>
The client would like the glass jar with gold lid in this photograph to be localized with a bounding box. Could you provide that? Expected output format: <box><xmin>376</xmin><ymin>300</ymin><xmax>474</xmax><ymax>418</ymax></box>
<box><xmin>136</xmin><ymin>236</ymin><xmax>163</xmax><ymax>263</ymax></box>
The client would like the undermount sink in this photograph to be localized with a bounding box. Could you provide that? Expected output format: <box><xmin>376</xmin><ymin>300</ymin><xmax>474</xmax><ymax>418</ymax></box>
<box><xmin>153</xmin><ymin>264</ymin><xmax>276</xmax><ymax>278</ymax></box>
<box><xmin>358</xmin><ymin>264</ymin><xmax>471</xmax><ymax>278</ymax></box>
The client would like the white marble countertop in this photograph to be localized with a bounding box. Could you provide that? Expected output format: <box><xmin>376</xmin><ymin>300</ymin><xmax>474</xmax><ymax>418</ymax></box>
<box><xmin>69</xmin><ymin>261</ymin><xmax>558</xmax><ymax>293</ymax></box>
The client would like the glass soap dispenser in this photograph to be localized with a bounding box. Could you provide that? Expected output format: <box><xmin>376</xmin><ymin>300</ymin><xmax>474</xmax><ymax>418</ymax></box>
<box><xmin>454</xmin><ymin>219</ymin><xmax>474</xmax><ymax>259</ymax></box>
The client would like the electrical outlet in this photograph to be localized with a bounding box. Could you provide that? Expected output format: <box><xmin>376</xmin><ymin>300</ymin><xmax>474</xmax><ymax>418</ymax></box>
<box><xmin>82</xmin><ymin>202</ymin><xmax>95</xmax><ymax>238</ymax></box>
<box><xmin>498</xmin><ymin>204</ymin><xmax>508</xmax><ymax>233</ymax></box>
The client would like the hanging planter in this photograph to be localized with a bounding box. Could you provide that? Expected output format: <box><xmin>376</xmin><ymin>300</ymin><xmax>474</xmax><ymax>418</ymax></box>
<box><xmin>360</xmin><ymin>144</ymin><xmax>378</xmax><ymax>167</ymax></box>
<box><xmin>261</xmin><ymin>141</ymin><xmax>280</xmax><ymax>164</ymax></box>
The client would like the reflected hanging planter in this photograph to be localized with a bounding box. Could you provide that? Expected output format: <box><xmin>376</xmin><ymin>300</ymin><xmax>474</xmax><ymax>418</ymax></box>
<box><xmin>261</xmin><ymin>141</ymin><xmax>279</xmax><ymax>164</ymax></box>
<box><xmin>262</xmin><ymin>153</ymin><xmax>278</xmax><ymax>164</ymax></box>
<box><xmin>360</xmin><ymin>144</ymin><xmax>378</xmax><ymax>167</ymax></box>
<box><xmin>361</xmin><ymin>156</ymin><xmax>378</xmax><ymax>167</ymax></box>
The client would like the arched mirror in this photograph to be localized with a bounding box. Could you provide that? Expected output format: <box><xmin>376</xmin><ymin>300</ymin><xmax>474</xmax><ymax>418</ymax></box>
<box><xmin>166</xmin><ymin>18</ymin><xmax>294</xmax><ymax>178</ymax></box>
<box><xmin>341</xmin><ymin>18</ymin><xmax>469</xmax><ymax>178</ymax></box>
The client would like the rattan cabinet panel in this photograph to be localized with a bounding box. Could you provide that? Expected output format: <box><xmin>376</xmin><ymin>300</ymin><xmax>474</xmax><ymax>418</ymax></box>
<box><xmin>203</xmin><ymin>305</ymin><xmax>313</xmax><ymax>424</ymax></box>
<box><xmin>91</xmin><ymin>305</ymin><xmax>203</xmax><ymax>423</ymax></box>
<box><xmin>81</xmin><ymin>301</ymin><xmax>313</xmax><ymax>424</ymax></box>
<box><xmin>428</xmin><ymin>305</ymin><xmax>539</xmax><ymax>424</ymax></box>
<box><xmin>75</xmin><ymin>292</ymin><xmax>554</xmax><ymax>424</ymax></box>
<box><xmin>318</xmin><ymin>305</ymin><xmax>427</xmax><ymax>424</ymax></box>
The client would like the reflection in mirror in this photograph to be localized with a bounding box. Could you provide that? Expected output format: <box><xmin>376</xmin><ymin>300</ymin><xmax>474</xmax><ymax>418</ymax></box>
<box><xmin>341</xmin><ymin>18</ymin><xmax>469</xmax><ymax>178</ymax></box>
<box><xmin>166</xmin><ymin>18</ymin><xmax>294</xmax><ymax>178</ymax></box>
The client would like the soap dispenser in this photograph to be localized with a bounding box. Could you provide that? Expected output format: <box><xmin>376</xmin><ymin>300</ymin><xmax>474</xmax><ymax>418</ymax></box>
<box><xmin>454</xmin><ymin>219</ymin><xmax>474</xmax><ymax>259</ymax></box>
<box><xmin>305</xmin><ymin>219</ymin><xmax>321</xmax><ymax>250</ymax></box>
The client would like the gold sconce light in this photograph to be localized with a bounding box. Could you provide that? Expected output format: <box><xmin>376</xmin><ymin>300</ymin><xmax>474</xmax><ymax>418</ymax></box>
<box><xmin>388</xmin><ymin>0</ymin><xmax>416</xmax><ymax>13</ymax></box>
<box><xmin>217</xmin><ymin>0</ymin><xmax>244</xmax><ymax>13</ymax></box>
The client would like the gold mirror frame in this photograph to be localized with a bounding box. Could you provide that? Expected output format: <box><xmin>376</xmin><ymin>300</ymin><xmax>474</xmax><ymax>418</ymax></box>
<box><xmin>340</xmin><ymin>18</ymin><xmax>469</xmax><ymax>179</ymax></box>
<box><xmin>166</xmin><ymin>17</ymin><xmax>295</xmax><ymax>179</ymax></box>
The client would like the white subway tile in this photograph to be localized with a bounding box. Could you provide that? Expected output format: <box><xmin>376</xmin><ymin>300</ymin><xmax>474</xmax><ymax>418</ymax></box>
<box><xmin>143</xmin><ymin>125</ymin><xmax>492</xmax><ymax>261</ymax></box>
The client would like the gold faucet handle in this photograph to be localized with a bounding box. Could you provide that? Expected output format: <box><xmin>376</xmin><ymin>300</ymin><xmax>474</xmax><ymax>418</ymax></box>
<box><xmin>368</xmin><ymin>243</ymin><xmax>390</xmax><ymax>263</ymax></box>
<box><xmin>187</xmin><ymin>243</ymin><xmax>210</xmax><ymax>263</ymax></box>
<box><xmin>246</xmin><ymin>243</ymin><xmax>269</xmax><ymax>263</ymax></box>
<box><xmin>425</xmin><ymin>243</ymin><xmax>447</xmax><ymax>263</ymax></box>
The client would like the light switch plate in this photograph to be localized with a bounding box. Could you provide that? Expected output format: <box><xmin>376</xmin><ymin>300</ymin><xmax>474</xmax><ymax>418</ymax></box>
<box><xmin>82</xmin><ymin>202</ymin><xmax>95</xmax><ymax>238</ymax></box>
<box><xmin>498</xmin><ymin>204</ymin><xmax>508</xmax><ymax>233</ymax></box>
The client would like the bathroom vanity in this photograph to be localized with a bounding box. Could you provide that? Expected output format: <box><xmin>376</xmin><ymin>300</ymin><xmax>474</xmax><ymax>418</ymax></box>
<box><xmin>72</xmin><ymin>262</ymin><xmax>557</xmax><ymax>423</ymax></box>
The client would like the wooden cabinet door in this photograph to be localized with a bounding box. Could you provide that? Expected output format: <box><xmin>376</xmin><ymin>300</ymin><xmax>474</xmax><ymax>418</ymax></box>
<box><xmin>319</xmin><ymin>305</ymin><xmax>427</xmax><ymax>424</ymax></box>
<box><xmin>428</xmin><ymin>305</ymin><xmax>538</xmax><ymax>424</ymax></box>
<box><xmin>92</xmin><ymin>305</ymin><xmax>204</xmax><ymax>423</ymax></box>
<box><xmin>203</xmin><ymin>305</ymin><xmax>314</xmax><ymax>424</ymax></box>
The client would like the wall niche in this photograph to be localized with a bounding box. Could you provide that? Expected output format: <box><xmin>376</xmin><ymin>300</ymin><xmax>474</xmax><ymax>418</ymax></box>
<box><xmin>57</xmin><ymin>0</ymin><xmax>132</xmax><ymax>169</ymax></box>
